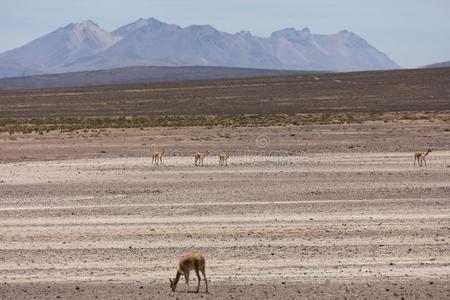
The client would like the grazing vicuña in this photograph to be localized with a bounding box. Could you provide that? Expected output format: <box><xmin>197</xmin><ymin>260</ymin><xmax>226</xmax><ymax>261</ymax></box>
<box><xmin>169</xmin><ymin>251</ymin><xmax>208</xmax><ymax>293</ymax></box>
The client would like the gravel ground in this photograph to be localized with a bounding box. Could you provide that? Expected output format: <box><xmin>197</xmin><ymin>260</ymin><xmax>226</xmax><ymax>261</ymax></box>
<box><xmin>0</xmin><ymin>149</ymin><xmax>449</xmax><ymax>299</ymax></box>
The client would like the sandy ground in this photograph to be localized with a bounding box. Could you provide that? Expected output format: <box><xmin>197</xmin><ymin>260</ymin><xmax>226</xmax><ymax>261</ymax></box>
<box><xmin>1</xmin><ymin>121</ymin><xmax>450</xmax><ymax>162</ymax></box>
<box><xmin>0</xmin><ymin>144</ymin><xmax>449</xmax><ymax>299</ymax></box>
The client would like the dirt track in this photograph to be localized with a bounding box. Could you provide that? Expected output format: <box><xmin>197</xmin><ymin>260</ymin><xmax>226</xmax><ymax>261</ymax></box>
<box><xmin>1</xmin><ymin>149</ymin><xmax>449</xmax><ymax>299</ymax></box>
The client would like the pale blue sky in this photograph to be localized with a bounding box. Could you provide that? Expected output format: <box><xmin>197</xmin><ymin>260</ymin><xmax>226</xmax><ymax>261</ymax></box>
<box><xmin>1</xmin><ymin>0</ymin><xmax>449</xmax><ymax>67</ymax></box>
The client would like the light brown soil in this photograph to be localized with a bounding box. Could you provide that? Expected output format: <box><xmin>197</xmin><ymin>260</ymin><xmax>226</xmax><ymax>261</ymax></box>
<box><xmin>1</xmin><ymin>121</ymin><xmax>449</xmax><ymax>162</ymax></box>
<box><xmin>0</xmin><ymin>123</ymin><xmax>449</xmax><ymax>299</ymax></box>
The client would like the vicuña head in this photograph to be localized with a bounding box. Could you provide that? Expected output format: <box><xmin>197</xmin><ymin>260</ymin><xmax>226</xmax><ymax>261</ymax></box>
<box><xmin>169</xmin><ymin>251</ymin><xmax>208</xmax><ymax>293</ymax></box>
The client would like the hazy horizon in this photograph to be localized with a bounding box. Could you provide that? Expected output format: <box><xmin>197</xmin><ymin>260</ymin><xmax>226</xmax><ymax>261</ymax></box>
<box><xmin>1</xmin><ymin>0</ymin><xmax>449</xmax><ymax>68</ymax></box>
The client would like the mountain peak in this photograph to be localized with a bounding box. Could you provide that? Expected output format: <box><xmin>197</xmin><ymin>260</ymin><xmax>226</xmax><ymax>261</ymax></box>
<box><xmin>146</xmin><ymin>17</ymin><xmax>164</xmax><ymax>24</ymax></box>
<box><xmin>113</xmin><ymin>17</ymin><xmax>171</xmax><ymax>37</ymax></box>
<box><xmin>337</xmin><ymin>29</ymin><xmax>351</xmax><ymax>35</ymax></box>
<box><xmin>0</xmin><ymin>19</ymin><xmax>118</xmax><ymax>70</ymax></box>
<box><xmin>235</xmin><ymin>30</ymin><xmax>252</xmax><ymax>38</ymax></box>
<box><xmin>79</xmin><ymin>20</ymin><xmax>97</xmax><ymax>26</ymax></box>
<box><xmin>271</xmin><ymin>27</ymin><xmax>311</xmax><ymax>42</ymax></box>
<box><xmin>337</xmin><ymin>29</ymin><xmax>363</xmax><ymax>40</ymax></box>
<box><xmin>68</xmin><ymin>20</ymin><xmax>99</xmax><ymax>30</ymax></box>
<box><xmin>63</xmin><ymin>20</ymin><xmax>117</xmax><ymax>46</ymax></box>
<box><xmin>186</xmin><ymin>24</ymin><xmax>217</xmax><ymax>32</ymax></box>
<box><xmin>335</xmin><ymin>30</ymin><xmax>369</xmax><ymax>47</ymax></box>
<box><xmin>301</xmin><ymin>27</ymin><xmax>311</xmax><ymax>35</ymax></box>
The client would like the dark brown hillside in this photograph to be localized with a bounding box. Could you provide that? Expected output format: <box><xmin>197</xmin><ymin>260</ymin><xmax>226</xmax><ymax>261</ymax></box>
<box><xmin>0</xmin><ymin>67</ymin><xmax>449</xmax><ymax>119</ymax></box>
<box><xmin>0</xmin><ymin>66</ymin><xmax>307</xmax><ymax>90</ymax></box>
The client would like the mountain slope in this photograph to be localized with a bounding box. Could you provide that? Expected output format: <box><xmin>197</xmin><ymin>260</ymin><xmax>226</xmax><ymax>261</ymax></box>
<box><xmin>423</xmin><ymin>61</ymin><xmax>450</xmax><ymax>68</ymax></box>
<box><xmin>0</xmin><ymin>18</ymin><xmax>400</xmax><ymax>77</ymax></box>
<box><xmin>0</xmin><ymin>21</ymin><xmax>119</xmax><ymax>73</ymax></box>
<box><xmin>0</xmin><ymin>58</ymin><xmax>40</xmax><ymax>78</ymax></box>
<box><xmin>0</xmin><ymin>66</ymin><xmax>309</xmax><ymax>90</ymax></box>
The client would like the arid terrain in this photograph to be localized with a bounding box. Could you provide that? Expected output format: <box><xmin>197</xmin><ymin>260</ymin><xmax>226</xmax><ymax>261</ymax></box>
<box><xmin>1</xmin><ymin>122</ymin><xmax>449</xmax><ymax>299</ymax></box>
<box><xmin>0</xmin><ymin>69</ymin><xmax>449</xmax><ymax>299</ymax></box>
<box><xmin>1</xmin><ymin>68</ymin><xmax>449</xmax><ymax>119</ymax></box>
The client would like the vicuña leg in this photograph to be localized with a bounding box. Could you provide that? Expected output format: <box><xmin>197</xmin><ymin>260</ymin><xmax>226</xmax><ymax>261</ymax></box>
<box><xmin>185</xmin><ymin>271</ymin><xmax>190</xmax><ymax>292</ymax></box>
<box><xmin>200</xmin><ymin>266</ymin><xmax>208</xmax><ymax>293</ymax></box>
<box><xmin>195</xmin><ymin>268</ymin><xmax>201</xmax><ymax>293</ymax></box>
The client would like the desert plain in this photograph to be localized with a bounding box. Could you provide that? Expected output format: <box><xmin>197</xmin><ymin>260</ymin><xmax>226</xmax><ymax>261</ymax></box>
<box><xmin>0</xmin><ymin>68</ymin><xmax>449</xmax><ymax>299</ymax></box>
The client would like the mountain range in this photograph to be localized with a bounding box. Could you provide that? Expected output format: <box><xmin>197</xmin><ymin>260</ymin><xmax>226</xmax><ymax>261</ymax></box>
<box><xmin>0</xmin><ymin>18</ymin><xmax>400</xmax><ymax>78</ymax></box>
<box><xmin>423</xmin><ymin>61</ymin><xmax>450</xmax><ymax>69</ymax></box>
